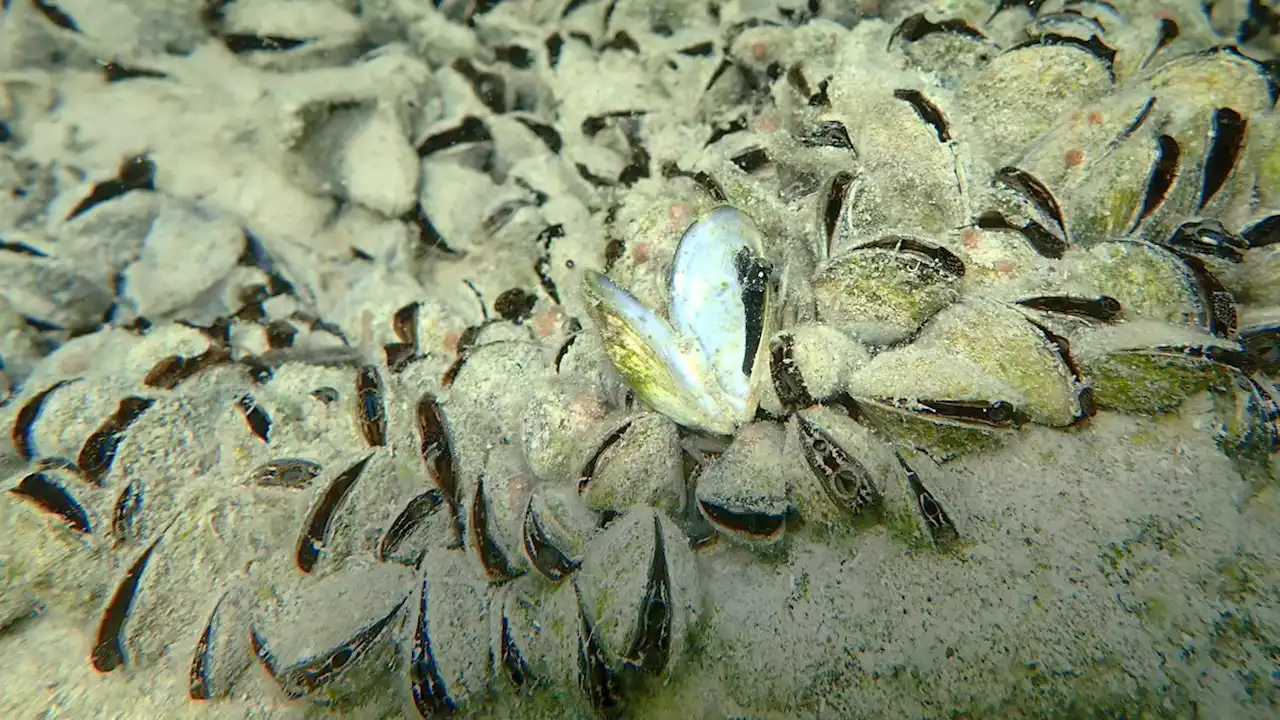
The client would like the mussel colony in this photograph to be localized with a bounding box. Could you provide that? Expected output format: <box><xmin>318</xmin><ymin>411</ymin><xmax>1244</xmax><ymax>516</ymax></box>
<box><xmin>1</xmin><ymin>0</ymin><xmax>1279</xmax><ymax>718</ymax></box>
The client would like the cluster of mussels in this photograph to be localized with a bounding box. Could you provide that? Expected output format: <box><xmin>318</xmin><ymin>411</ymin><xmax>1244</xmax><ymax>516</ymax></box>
<box><xmin>2</xmin><ymin>0</ymin><xmax>1280</xmax><ymax>718</ymax></box>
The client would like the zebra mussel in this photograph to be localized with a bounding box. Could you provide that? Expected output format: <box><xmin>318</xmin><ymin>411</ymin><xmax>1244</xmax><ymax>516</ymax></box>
<box><xmin>1</xmin><ymin>0</ymin><xmax>1278</xmax><ymax>718</ymax></box>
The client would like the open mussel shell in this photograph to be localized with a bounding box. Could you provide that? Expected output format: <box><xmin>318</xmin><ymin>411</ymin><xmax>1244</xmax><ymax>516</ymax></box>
<box><xmin>575</xmin><ymin>506</ymin><xmax>700</xmax><ymax>681</ymax></box>
<box><xmin>757</xmin><ymin>323</ymin><xmax>871</xmax><ymax>417</ymax></box>
<box><xmin>251</xmin><ymin>562</ymin><xmax>412</xmax><ymax>701</ymax></box>
<box><xmin>404</xmin><ymin>550</ymin><xmax>493</xmax><ymax>717</ymax></box>
<box><xmin>1073</xmin><ymin>321</ymin><xmax>1249</xmax><ymax>413</ymax></box>
<box><xmin>667</xmin><ymin>205</ymin><xmax>775</xmax><ymax>422</ymax></box>
<box><xmin>576</xmin><ymin>412</ymin><xmax>684</xmax><ymax>517</ymax></box>
<box><xmin>694</xmin><ymin>420</ymin><xmax>790</xmax><ymax>547</ymax></box>
<box><xmin>522</xmin><ymin>485</ymin><xmax>599</xmax><ymax>582</ymax></box>
<box><xmin>811</xmin><ymin>236</ymin><xmax>964</xmax><ymax>347</ymax></box>
<box><xmin>580</xmin><ymin>270</ymin><xmax>739</xmax><ymax>436</ymax></box>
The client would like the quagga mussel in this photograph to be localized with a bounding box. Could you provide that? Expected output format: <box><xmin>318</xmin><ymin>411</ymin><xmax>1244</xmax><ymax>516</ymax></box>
<box><xmin>1</xmin><ymin>0</ymin><xmax>1278</xmax><ymax>718</ymax></box>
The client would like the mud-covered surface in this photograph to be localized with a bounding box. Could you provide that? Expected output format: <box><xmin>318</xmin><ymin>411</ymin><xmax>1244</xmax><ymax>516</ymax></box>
<box><xmin>1</xmin><ymin>1</ymin><xmax>1279</xmax><ymax>718</ymax></box>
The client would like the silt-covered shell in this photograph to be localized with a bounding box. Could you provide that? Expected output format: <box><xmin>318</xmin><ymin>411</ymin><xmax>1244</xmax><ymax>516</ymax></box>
<box><xmin>845</xmin><ymin>298</ymin><xmax>1084</xmax><ymax>449</ymax></box>
<box><xmin>1072</xmin><ymin>321</ymin><xmax>1247</xmax><ymax>413</ymax></box>
<box><xmin>520</xmin><ymin>377</ymin><xmax>615</xmax><ymax>484</ymax></box>
<box><xmin>695</xmin><ymin>420</ymin><xmax>790</xmax><ymax>546</ymax></box>
<box><xmin>576</xmin><ymin>411</ymin><xmax>685</xmax><ymax>517</ymax></box>
<box><xmin>250</xmin><ymin>561</ymin><xmax>411</xmax><ymax>701</ymax></box>
<box><xmin>522</xmin><ymin>485</ymin><xmax>599</xmax><ymax>582</ymax></box>
<box><xmin>575</xmin><ymin>506</ymin><xmax>701</xmax><ymax>681</ymax></box>
<box><xmin>1064</xmin><ymin>240</ymin><xmax>1235</xmax><ymax>334</ymax></box>
<box><xmin>783</xmin><ymin>406</ymin><xmax>900</xmax><ymax>531</ymax></box>
<box><xmin>812</xmin><ymin>236</ymin><xmax>965</xmax><ymax>346</ymax></box>
<box><xmin>823</xmin><ymin>87</ymin><xmax>967</xmax><ymax>246</ymax></box>
<box><xmin>468</xmin><ymin>447</ymin><xmax>535</xmax><ymax>581</ymax></box>
<box><xmin>757</xmin><ymin>322</ymin><xmax>872</xmax><ymax>416</ymax></box>
<box><xmin>405</xmin><ymin>550</ymin><xmax>493</xmax><ymax>716</ymax></box>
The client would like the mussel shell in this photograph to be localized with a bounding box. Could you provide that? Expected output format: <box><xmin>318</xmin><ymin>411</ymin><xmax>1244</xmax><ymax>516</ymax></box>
<box><xmin>1064</xmin><ymin>241</ymin><xmax>1229</xmax><ymax>334</ymax></box>
<box><xmin>694</xmin><ymin>420</ymin><xmax>790</xmax><ymax>546</ymax></box>
<box><xmin>1059</xmin><ymin>133</ymin><xmax>1159</xmax><ymax>244</ymax></box>
<box><xmin>494</xmin><ymin>575</ymin><xmax>612</xmax><ymax>712</ymax></box>
<box><xmin>955</xmin><ymin>42</ymin><xmax>1113</xmax><ymax>168</ymax></box>
<box><xmin>1</xmin><ymin>466</ymin><xmax>109</xmax><ymax>629</ymax></box>
<box><xmin>846</xmin><ymin>299</ymin><xmax>1082</xmax><ymax>428</ymax></box>
<box><xmin>406</xmin><ymin>550</ymin><xmax>492</xmax><ymax>716</ymax></box>
<box><xmin>1219</xmin><ymin>374</ymin><xmax>1280</xmax><ymax>466</ymax></box>
<box><xmin>783</xmin><ymin>407</ymin><xmax>899</xmax><ymax>531</ymax></box>
<box><xmin>1145</xmin><ymin>49</ymin><xmax>1274</xmax><ymax>121</ymax></box>
<box><xmin>1231</xmin><ymin>231</ymin><xmax>1280</xmax><ymax>303</ymax></box>
<box><xmin>834</xmin><ymin>395</ymin><xmax>1015</xmax><ymax>462</ymax></box>
<box><xmin>447</xmin><ymin>339</ymin><xmax>554</xmax><ymax>490</ymax></box>
<box><xmin>1073</xmin><ymin>321</ymin><xmax>1247</xmax><ymax>413</ymax></box>
<box><xmin>0</xmin><ymin>258</ymin><xmax>114</xmax><ymax>331</ymax></box>
<box><xmin>887</xmin><ymin>13</ymin><xmax>996</xmax><ymax>83</ymax></box>
<box><xmin>577</xmin><ymin>412</ymin><xmax>684</xmax><ymax>517</ymax></box>
<box><xmin>5</xmin><ymin>464</ymin><xmax>100</xmax><ymax>538</ymax></box>
<box><xmin>668</xmin><ymin>205</ymin><xmax>775</xmax><ymax>419</ymax></box>
<box><xmin>1237</xmin><ymin>306</ymin><xmax>1280</xmax><ymax>374</ymax></box>
<box><xmin>812</xmin><ymin>236</ymin><xmax>963</xmax><ymax>347</ymax></box>
<box><xmin>323</xmin><ymin>449</ymin><xmax>456</xmax><ymax>569</ymax></box>
<box><xmin>824</xmin><ymin>92</ymin><xmax>966</xmax><ymax>246</ymax></box>
<box><xmin>522</xmin><ymin>485</ymin><xmax>599</xmax><ymax>581</ymax></box>
<box><xmin>121</xmin><ymin>489</ymin><xmax>271</xmax><ymax>674</ymax></box>
<box><xmin>580</xmin><ymin>270</ymin><xmax>739</xmax><ymax>436</ymax></box>
<box><xmin>576</xmin><ymin>506</ymin><xmax>700</xmax><ymax>680</ymax></box>
<box><xmin>1005</xmin><ymin>90</ymin><xmax>1155</xmax><ymax>243</ymax></box>
<box><xmin>468</xmin><ymin>449</ymin><xmax>535</xmax><ymax>581</ymax></box>
<box><xmin>492</xmin><ymin>575</ymin><xmax>577</xmax><ymax>692</ymax></box>
<box><xmin>520</xmin><ymin>378</ymin><xmax>615</xmax><ymax>484</ymax></box>
<box><xmin>251</xmin><ymin>562</ymin><xmax>412</xmax><ymax>700</ymax></box>
<box><xmin>1139</xmin><ymin>109</ymin><xmax>1257</xmax><ymax>245</ymax></box>
<box><xmin>895</xmin><ymin>453</ymin><xmax>962</xmax><ymax>551</ymax></box>
<box><xmin>188</xmin><ymin>587</ymin><xmax>254</xmax><ymax>701</ymax></box>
